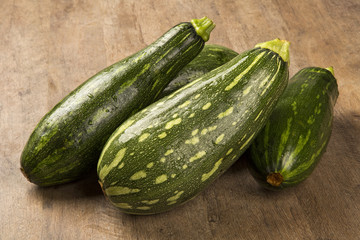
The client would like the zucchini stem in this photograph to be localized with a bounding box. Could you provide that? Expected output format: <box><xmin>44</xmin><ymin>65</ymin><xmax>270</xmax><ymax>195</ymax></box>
<box><xmin>191</xmin><ymin>16</ymin><xmax>215</xmax><ymax>42</ymax></box>
<box><xmin>326</xmin><ymin>66</ymin><xmax>334</xmax><ymax>76</ymax></box>
<box><xmin>266</xmin><ymin>172</ymin><xmax>284</xmax><ymax>187</ymax></box>
<box><xmin>255</xmin><ymin>38</ymin><xmax>290</xmax><ymax>63</ymax></box>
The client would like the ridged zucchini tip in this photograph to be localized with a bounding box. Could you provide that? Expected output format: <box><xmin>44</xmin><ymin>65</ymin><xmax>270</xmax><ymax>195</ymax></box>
<box><xmin>191</xmin><ymin>16</ymin><xmax>215</xmax><ymax>42</ymax></box>
<box><xmin>325</xmin><ymin>66</ymin><xmax>334</xmax><ymax>76</ymax></box>
<box><xmin>255</xmin><ymin>38</ymin><xmax>290</xmax><ymax>63</ymax></box>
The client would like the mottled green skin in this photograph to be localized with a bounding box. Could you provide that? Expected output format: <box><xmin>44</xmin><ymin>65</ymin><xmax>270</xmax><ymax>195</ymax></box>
<box><xmin>98</xmin><ymin>47</ymin><xmax>289</xmax><ymax>214</ymax></box>
<box><xmin>21</xmin><ymin>22</ymin><xmax>206</xmax><ymax>186</ymax></box>
<box><xmin>157</xmin><ymin>44</ymin><xmax>238</xmax><ymax>98</ymax></box>
<box><xmin>249</xmin><ymin>67</ymin><xmax>339</xmax><ymax>190</ymax></box>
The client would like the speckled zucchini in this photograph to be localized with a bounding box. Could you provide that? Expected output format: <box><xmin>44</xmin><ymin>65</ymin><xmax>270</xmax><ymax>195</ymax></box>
<box><xmin>248</xmin><ymin>67</ymin><xmax>338</xmax><ymax>190</ymax></box>
<box><xmin>20</xmin><ymin>17</ymin><xmax>215</xmax><ymax>186</ymax></box>
<box><xmin>97</xmin><ymin>38</ymin><xmax>290</xmax><ymax>214</ymax></box>
<box><xmin>157</xmin><ymin>44</ymin><xmax>238</xmax><ymax>98</ymax></box>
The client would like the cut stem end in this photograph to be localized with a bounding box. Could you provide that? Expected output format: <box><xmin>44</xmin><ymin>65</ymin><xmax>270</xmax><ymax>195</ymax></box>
<box><xmin>325</xmin><ymin>66</ymin><xmax>334</xmax><ymax>76</ymax></box>
<box><xmin>266</xmin><ymin>172</ymin><xmax>284</xmax><ymax>187</ymax></box>
<box><xmin>191</xmin><ymin>16</ymin><xmax>215</xmax><ymax>42</ymax></box>
<box><xmin>255</xmin><ymin>38</ymin><xmax>290</xmax><ymax>63</ymax></box>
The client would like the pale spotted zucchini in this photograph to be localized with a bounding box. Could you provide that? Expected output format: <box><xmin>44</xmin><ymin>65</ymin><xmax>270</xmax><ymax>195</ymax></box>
<box><xmin>97</xmin><ymin>39</ymin><xmax>290</xmax><ymax>214</ymax></box>
<box><xmin>248</xmin><ymin>67</ymin><xmax>339</xmax><ymax>189</ymax></box>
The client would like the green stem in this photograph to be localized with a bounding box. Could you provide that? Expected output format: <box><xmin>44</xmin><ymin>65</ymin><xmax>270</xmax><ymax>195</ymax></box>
<box><xmin>325</xmin><ymin>66</ymin><xmax>334</xmax><ymax>76</ymax></box>
<box><xmin>255</xmin><ymin>38</ymin><xmax>290</xmax><ymax>63</ymax></box>
<box><xmin>191</xmin><ymin>16</ymin><xmax>215</xmax><ymax>42</ymax></box>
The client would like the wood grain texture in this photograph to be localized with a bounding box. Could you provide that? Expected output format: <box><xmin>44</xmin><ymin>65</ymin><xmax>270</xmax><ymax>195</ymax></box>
<box><xmin>1</xmin><ymin>0</ymin><xmax>359</xmax><ymax>239</ymax></box>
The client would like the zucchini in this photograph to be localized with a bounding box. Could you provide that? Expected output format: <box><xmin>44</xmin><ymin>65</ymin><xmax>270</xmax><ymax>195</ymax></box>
<box><xmin>97</xmin><ymin>38</ymin><xmax>290</xmax><ymax>214</ymax></box>
<box><xmin>248</xmin><ymin>67</ymin><xmax>338</xmax><ymax>189</ymax></box>
<box><xmin>20</xmin><ymin>17</ymin><xmax>215</xmax><ymax>186</ymax></box>
<box><xmin>157</xmin><ymin>44</ymin><xmax>238</xmax><ymax>98</ymax></box>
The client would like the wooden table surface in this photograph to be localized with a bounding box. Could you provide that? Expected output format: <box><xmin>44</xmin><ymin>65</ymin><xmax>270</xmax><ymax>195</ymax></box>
<box><xmin>1</xmin><ymin>0</ymin><xmax>359</xmax><ymax>239</ymax></box>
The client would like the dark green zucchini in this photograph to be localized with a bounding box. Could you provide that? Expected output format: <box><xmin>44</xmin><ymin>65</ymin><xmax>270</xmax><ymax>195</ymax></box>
<box><xmin>157</xmin><ymin>44</ymin><xmax>238</xmax><ymax>98</ymax></box>
<box><xmin>20</xmin><ymin>17</ymin><xmax>215</xmax><ymax>186</ymax></box>
<box><xmin>97</xmin><ymin>38</ymin><xmax>290</xmax><ymax>214</ymax></box>
<box><xmin>248</xmin><ymin>67</ymin><xmax>338</xmax><ymax>190</ymax></box>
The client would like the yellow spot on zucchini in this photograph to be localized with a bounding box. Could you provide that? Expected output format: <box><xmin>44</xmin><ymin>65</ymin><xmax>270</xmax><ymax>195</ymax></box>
<box><xmin>99</xmin><ymin>148</ymin><xmax>127</xmax><ymax>180</ymax></box>
<box><xmin>243</xmin><ymin>86</ymin><xmax>252</xmax><ymax>96</ymax></box>
<box><xmin>139</xmin><ymin>133</ymin><xmax>150</xmax><ymax>142</ymax></box>
<box><xmin>218</xmin><ymin>107</ymin><xmax>234</xmax><ymax>119</ymax></box>
<box><xmin>307</xmin><ymin>115</ymin><xmax>315</xmax><ymax>124</ymax></box>
<box><xmin>167</xmin><ymin>190</ymin><xmax>184</xmax><ymax>202</ymax></box>
<box><xmin>136</xmin><ymin>206</ymin><xmax>151</xmax><ymax>210</ymax></box>
<box><xmin>118</xmin><ymin>162</ymin><xmax>125</xmax><ymax>169</ymax></box>
<box><xmin>185</xmin><ymin>137</ymin><xmax>199</xmax><ymax>145</ymax></box>
<box><xmin>165</xmin><ymin>118</ymin><xmax>182</xmax><ymax>129</ymax></box>
<box><xmin>208</xmin><ymin>126</ymin><xmax>217</xmax><ymax>131</ymax></box>
<box><xmin>215</xmin><ymin>134</ymin><xmax>225</xmax><ymax>144</ymax></box>
<box><xmin>226</xmin><ymin>148</ymin><xmax>233</xmax><ymax>155</ymax></box>
<box><xmin>182</xmin><ymin>164</ymin><xmax>188</xmax><ymax>169</ymax></box>
<box><xmin>189</xmin><ymin>151</ymin><xmax>206</xmax><ymax>162</ymax></box>
<box><xmin>255</xmin><ymin>110</ymin><xmax>263</xmax><ymax>121</ymax></box>
<box><xmin>165</xmin><ymin>149</ymin><xmax>174</xmax><ymax>156</ymax></box>
<box><xmin>113</xmin><ymin>202</ymin><xmax>132</xmax><ymax>209</ymax></box>
<box><xmin>238</xmin><ymin>134</ymin><xmax>247</xmax><ymax>144</ymax></box>
<box><xmin>201</xmin><ymin>128</ymin><xmax>208</xmax><ymax>135</ymax></box>
<box><xmin>171</xmin><ymin>173</ymin><xmax>176</xmax><ymax>178</ymax></box>
<box><xmin>146</xmin><ymin>162</ymin><xmax>154</xmax><ymax>168</ymax></box>
<box><xmin>105</xmin><ymin>186</ymin><xmax>140</xmax><ymax>196</ymax></box>
<box><xmin>141</xmin><ymin>199</ymin><xmax>159</xmax><ymax>205</ymax></box>
<box><xmin>201</xmin><ymin>158</ymin><xmax>223</xmax><ymax>182</ymax></box>
<box><xmin>239</xmin><ymin>133</ymin><xmax>255</xmax><ymax>150</ymax></box>
<box><xmin>202</xmin><ymin>102</ymin><xmax>211</xmax><ymax>110</ymax></box>
<box><xmin>160</xmin><ymin>157</ymin><xmax>166</xmax><ymax>163</ymax></box>
<box><xmin>188</xmin><ymin>113</ymin><xmax>195</xmax><ymax>118</ymax></box>
<box><xmin>172</xmin><ymin>113</ymin><xmax>179</xmax><ymax>118</ymax></box>
<box><xmin>155</xmin><ymin>174</ymin><xmax>168</xmax><ymax>184</ymax></box>
<box><xmin>194</xmin><ymin>94</ymin><xmax>201</xmax><ymax>99</ymax></box>
<box><xmin>158</xmin><ymin>132</ymin><xmax>167</xmax><ymax>139</ymax></box>
<box><xmin>192</xmin><ymin>129</ymin><xmax>199</xmax><ymax>136</ymax></box>
<box><xmin>276</xmin><ymin>118</ymin><xmax>293</xmax><ymax>161</ymax></box>
<box><xmin>130</xmin><ymin>170</ymin><xmax>147</xmax><ymax>180</ymax></box>
<box><xmin>178</xmin><ymin>100</ymin><xmax>191</xmax><ymax>108</ymax></box>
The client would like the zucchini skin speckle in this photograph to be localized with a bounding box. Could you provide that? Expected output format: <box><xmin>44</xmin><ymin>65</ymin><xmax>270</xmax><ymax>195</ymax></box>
<box><xmin>248</xmin><ymin>67</ymin><xmax>339</xmax><ymax>190</ymax></box>
<box><xmin>20</xmin><ymin>20</ymin><xmax>209</xmax><ymax>186</ymax></box>
<box><xmin>98</xmin><ymin>39</ymin><xmax>289</xmax><ymax>215</ymax></box>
